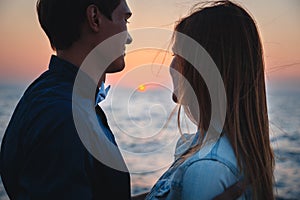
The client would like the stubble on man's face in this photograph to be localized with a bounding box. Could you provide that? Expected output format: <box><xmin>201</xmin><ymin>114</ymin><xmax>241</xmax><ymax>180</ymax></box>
<box><xmin>102</xmin><ymin>0</ymin><xmax>132</xmax><ymax>74</ymax></box>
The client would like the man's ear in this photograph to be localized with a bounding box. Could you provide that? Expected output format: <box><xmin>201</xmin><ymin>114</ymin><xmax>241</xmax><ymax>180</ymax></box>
<box><xmin>86</xmin><ymin>5</ymin><xmax>102</xmax><ymax>32</ymax></box>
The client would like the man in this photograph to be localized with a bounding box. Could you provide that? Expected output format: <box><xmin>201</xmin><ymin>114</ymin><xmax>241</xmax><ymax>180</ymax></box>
<box><xmin>0</xmin><ymin>0</ymin><xmax>132</xmax><ymax>199</ymax></box>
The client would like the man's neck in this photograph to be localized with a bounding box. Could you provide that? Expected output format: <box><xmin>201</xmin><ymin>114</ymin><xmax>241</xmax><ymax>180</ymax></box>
<box><xmin>56</xmin><ymin>47</ymin><xmax>106</xmax><ymax>88</ymax></box>
<box><xmin>56</xmin><ymin>49</ymin><xmax>85</xmax><ymax>68</ymax></box>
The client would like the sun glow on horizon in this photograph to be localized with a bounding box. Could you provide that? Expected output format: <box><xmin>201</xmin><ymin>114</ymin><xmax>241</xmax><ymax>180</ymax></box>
<box><xmin>138</xmin><ymin>84</ymin><xmax>146</xmax><ymax>92</ymax></box>
<box><xmin>0</xmin><ymin>0</ymin><xmax>299</xmax><ymax>86</ymax></box>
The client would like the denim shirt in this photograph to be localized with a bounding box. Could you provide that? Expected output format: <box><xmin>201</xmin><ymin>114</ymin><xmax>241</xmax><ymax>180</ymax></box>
<box><xmin>145</xmin><ymin>132</ymin><xmax>250</xmax><ymax>200</ymax></box>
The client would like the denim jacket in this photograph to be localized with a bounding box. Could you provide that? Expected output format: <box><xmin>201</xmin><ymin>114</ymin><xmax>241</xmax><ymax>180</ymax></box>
<box><xmin>145</xmin><ymin>132</ymin><xmax>251</xmax><ymax>200</ymax></box>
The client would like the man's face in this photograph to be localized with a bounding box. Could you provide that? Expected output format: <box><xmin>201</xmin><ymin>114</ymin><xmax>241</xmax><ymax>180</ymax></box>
<box><xmin>100</xmin><ymin>0</ymin><xmax>132</xmax><ymax>73</ymax></box>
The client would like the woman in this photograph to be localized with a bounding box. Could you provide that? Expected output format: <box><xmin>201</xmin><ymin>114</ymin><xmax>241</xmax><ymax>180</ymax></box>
<box><xmin>138</xmin><ymin>1</ymin><xmax>275</xmax><ymax>199</ymax></box>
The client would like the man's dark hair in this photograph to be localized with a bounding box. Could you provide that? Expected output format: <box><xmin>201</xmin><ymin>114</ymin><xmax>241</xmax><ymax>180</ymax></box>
<box><xmin>36</xmin><ymin>0</ymin><xmax>121</xmax><ymax>50</ymax></box>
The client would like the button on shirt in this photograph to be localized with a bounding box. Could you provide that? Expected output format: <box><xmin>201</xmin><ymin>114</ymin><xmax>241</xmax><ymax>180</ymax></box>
<box><xmin>0</xmin><ymin>55</ymin><xmax>131</xmax><ymax>200</ymax></box>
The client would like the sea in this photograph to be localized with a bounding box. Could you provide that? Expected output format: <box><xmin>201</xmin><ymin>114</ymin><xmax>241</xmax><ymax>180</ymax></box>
<box><xmin>0</xmin><ymin>83</ymin><xmax>299</xmax><ymax>200</ymax></box>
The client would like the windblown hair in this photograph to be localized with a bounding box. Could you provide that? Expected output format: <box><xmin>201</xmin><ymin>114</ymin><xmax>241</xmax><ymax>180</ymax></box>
<box><xmin>36</xmin><ymin>0</ymin><xmax>121</xmax><ymax>50</ymax></box>
<box><xmin>173</xmin><ymin>1</ymin><xmax>275</xmax><ymax>199</ymax></box>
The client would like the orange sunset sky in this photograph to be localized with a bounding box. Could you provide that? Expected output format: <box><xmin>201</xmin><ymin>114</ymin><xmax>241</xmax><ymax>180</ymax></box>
<box><xmin>0</xmin><ymin>0</ymin><xmax>299</xmax><ymax>89</ymax></box>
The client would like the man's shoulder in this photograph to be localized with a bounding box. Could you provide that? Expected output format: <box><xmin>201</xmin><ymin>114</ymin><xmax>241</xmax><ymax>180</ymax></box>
<box><xmin>19</xmin><ymin>72</ymin><xmax>74</xmax><ymax>113</ymax></box>
<box><xmin>26</xmin><ymin>71</ymin><xmax>73</xmax><ymax>100</ymax></box>
<box><xmin>13</xmin><ymin>73</ymin><xmax>75</xmax><ymax>127</ymax></box>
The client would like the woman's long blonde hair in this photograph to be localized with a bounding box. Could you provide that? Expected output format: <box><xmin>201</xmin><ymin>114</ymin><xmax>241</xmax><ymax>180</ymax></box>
<box><xmin>173</xmin><ymin>1</ymin><xmax>275</xmax><ymax>199</ymax></box>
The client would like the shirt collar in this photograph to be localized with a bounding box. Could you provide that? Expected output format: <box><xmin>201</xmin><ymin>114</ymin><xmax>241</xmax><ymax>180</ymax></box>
<box><xmin>95</xmin><ymin>82</ymin><xmax>111</xmax><ymax>106</ymax></box>
<box><xmin>49</xmin><ymin>55</ymin><xmax>106</xmax><ymax>105</ymax></box>
<box><xmin>48</xmin><ymin>55</ymin><xmax>79</xmax><ymax>81</ymax></box>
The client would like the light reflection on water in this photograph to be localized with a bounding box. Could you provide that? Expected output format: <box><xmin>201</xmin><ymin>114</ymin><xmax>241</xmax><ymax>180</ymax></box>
<box><xmin>0</xmin><ymin>85</ymin><xmax>299</xmax><ymax>199</ymax></box>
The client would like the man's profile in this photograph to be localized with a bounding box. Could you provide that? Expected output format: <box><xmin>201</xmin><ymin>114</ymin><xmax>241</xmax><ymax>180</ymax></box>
<box><xmin>0</xmin><ymin>0</ymin><xmax>132</xmax><ymax>199</ymax></box>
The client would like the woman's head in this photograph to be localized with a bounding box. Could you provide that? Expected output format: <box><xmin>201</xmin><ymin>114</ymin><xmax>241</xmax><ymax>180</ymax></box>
<box><xmin>172</xmin><ymin>0</ymin><xmax>264</xmax><ymax>131</ymax></box>
<box><xmin>171</xmin><ymin>1</ymin><xmax>274</xmax><ymax>199</ymax></box>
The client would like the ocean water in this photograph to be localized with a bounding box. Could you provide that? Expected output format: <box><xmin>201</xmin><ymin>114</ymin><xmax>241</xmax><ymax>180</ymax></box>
<box><xmin>0</xmin><ymin>84</ymin><xmax>299</xmax><ymax>200</ymax></box>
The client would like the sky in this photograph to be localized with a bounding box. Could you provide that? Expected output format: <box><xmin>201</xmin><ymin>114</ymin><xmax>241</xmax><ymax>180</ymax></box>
<box><xmin>0</xmin><ymin>0</ymin><xmax>299</xmax><ymax>89</ymax></box>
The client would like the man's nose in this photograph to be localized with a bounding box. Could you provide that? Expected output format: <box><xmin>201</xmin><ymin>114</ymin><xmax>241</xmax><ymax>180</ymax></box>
<box><xmin>126</xmin><ymin>33</ymin><xmax>133</xmax><ymax>44</ymax></box>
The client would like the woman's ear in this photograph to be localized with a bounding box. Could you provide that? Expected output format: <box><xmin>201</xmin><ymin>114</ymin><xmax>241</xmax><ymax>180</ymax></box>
<box><xmin>86</xmin><ymin>5</ymin><xmax>102</xmax><ymax>32</ymax></box>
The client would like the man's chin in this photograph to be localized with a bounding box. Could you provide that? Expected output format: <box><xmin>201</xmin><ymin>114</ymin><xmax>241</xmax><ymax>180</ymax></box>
<box><xmin>106</xmin><ymin>56</ymin><xmax>125</xmax><ymax>73</ymax></box>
